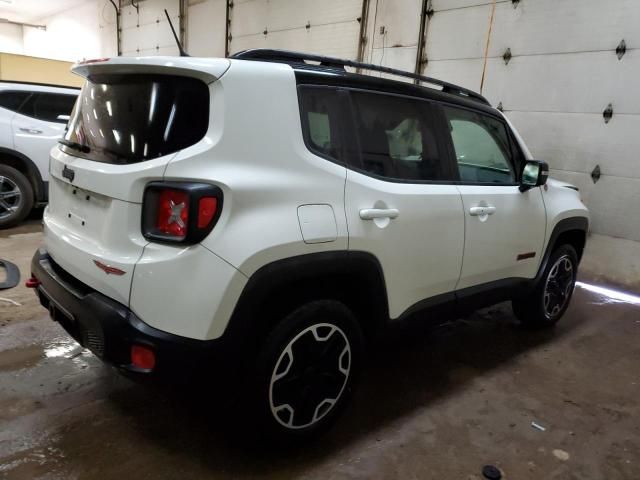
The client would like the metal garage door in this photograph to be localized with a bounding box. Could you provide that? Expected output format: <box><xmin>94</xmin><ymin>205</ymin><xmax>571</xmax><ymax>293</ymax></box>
<box><xmin>367</xmin><ymin>0</ymin><xmax>423</xmax><ymax>73</ymax></box>
<box><xmin>119</xmin><ymin>0</ymin><xmax>182</xmax><ymax>56</ymax></box>
<box><xmin>423</xmin><ymin>0</ymin><xmax>640</xmax><ymax>242</ymax></box>
<box><xmin>228</xmin><ymin>0</ymin><xmax>363</xmax><ymax>59</ymax></box>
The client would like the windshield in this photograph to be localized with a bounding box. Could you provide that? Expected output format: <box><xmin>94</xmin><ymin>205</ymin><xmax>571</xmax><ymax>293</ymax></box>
<box><xmin>62</xmin><ymin>74</ymin><xmax>209</xmax><ymax>164</ymax></box>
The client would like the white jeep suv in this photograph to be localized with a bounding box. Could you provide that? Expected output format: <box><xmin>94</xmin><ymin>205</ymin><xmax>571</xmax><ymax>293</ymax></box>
<box><xmin>28</xmin><ymin>50</ymin><xmax>589</xmax><ymax>438</ymax></box>
<box><xmin>0</xmin><ymin>82</ymin><xmax>78</xmax><ymax>227</ymax></box>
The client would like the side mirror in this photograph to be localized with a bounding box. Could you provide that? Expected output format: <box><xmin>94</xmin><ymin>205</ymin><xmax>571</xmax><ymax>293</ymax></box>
<box><xmin>520</xmin><ymin>160</ymin><xmax>549</xmax><ymax>192</ymax></box>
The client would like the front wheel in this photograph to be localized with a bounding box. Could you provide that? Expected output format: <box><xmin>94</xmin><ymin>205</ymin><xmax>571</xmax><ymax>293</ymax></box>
<box><xmin>513</xmin><ymin>244</ymin><xmax>578</xmax><ymax>328</ymax></box>
<box><xmin>251</xmin><ymin>300</ymin><xmax>364</xmax><ymax>440</ymax></box>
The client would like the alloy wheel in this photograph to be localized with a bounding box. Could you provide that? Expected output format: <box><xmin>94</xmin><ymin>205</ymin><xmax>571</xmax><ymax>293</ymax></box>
<box><xmin>543</xmin><ymin>255</ymin><xmax>574</xmax><ymax>318</ymax></box>
<box><xmin>0</xmin><ymin>176</ymin><xmax>22</xmax><ymax>221</ymax></box>
<box><xmin>269</xmin><ymin>323</ymin><xmax>351</xmax><ymax>430</ymax></box>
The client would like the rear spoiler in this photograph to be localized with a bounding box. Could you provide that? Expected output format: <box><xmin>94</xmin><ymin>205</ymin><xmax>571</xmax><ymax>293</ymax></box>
<box><xmin>72</xmin><ymin>57</ymin><xmax>231</xmax><ymax>84</ymax></box>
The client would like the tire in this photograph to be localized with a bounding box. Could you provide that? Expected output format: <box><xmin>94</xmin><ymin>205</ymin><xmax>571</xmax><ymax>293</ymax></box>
<box><xmin>512</xmin><ymin>244</ymin><xmax>578</xmax><ymax>328</ymax></box>
<box><xmin>249</xmin><ymin>300</ymin><xmax>364</xmax><ymax>440</ymax></box>
<box><xmin>0</xmin><ymin>165</ymin><xmax>34</xmax><ymax>229</ymax></box>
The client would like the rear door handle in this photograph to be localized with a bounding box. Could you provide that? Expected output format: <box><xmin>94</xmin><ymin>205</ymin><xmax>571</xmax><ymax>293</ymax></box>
<box><xmin>359</xmin><ymin>208</ymin><xmax>400</xmax><ymax>220</ymax></box>
<box><xmin>19</xmin><ymin>127</ymin><xmax>43</xmax><ymax>135</ymax></box>
<box><xmin>469</xmin><ymin>205</ymin><xmax>496</xmax><ymax>216</ymax></box>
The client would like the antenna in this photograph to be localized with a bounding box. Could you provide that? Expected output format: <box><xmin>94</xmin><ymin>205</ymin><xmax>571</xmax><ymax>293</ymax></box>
<box><xmin>164</xmin><ymin>9</ymin><xmax>188</xmax><ymax>57</ymax></box>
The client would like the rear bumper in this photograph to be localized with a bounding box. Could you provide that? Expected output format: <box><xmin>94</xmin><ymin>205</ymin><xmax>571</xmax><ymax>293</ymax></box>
<box><xmin>30</xmin><ymin>248</ymin><xmax>233</xmax><ymax>376</ymax></box>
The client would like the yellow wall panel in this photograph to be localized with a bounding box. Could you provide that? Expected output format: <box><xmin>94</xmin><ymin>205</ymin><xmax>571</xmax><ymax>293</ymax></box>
<box><xmin>0</xmin><ymin>53</ymin><xmax>82</xmax><ymax>88</ymax></box>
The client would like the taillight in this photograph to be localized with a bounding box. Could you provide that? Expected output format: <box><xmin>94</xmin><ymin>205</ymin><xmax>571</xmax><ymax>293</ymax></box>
<box><xmin>197</xmin><ymin>197</ymin><xmax>218</xmax><ymax>229</ymax></box>
<box><xmin>142</xmin><ymin>182</ymin><xmax>223</xmax><ymax>244</ymax></box>
<box><xmin>156</xmin><ymin>189</ymin><xmax>189</xmax><ymax>238</ymax></box>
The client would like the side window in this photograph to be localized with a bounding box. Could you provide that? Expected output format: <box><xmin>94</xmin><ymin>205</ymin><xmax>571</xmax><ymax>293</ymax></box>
<box><xmin>350</xmin><ymin>91</ymin><xmax>449</xmax><ymax>182</ymax></box>
<box><xmin>443</xmin><ymin>105</ymin><xmax>515</xmax><ymax>184</ymax></box>
<box><xmin>0</xmin><ymin>91</ymin><xmax>31</xmax><ymax>113</ymax></box>
<box><xmin>299</xmin><ymin>86</ymin><xmax>344</xmax><ymax>162</ymax></box>
<box><xmin>20</xmin><ymin>93</ymin><xmax>77</xmax><ymax>124</ymax></box>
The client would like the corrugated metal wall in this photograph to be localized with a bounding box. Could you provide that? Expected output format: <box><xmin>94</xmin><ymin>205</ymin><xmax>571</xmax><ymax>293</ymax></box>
<box><xmin>417</xmin><ymin>0</ymin><xmax>640</xmax><ymax>242</ymax></box>
<box><xmin>227</xmin><ymin>0</ymin><xmax>363</xmax><ymax>58</ymax></box>
<box><xmin>119</xmin><ymin>0</ymin><xmax>182</xmax><ymax>56</ymax></box>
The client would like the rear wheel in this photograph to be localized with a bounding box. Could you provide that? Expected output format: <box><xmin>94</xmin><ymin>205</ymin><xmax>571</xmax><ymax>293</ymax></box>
<box><xmin>251</xmin><ymin>300</ymin><xmax>364</xmax><ymax>440</ymax></box>
<box><xmin>513</xmin><ymin>244</ymin><xmax>578</xmax><ymax>328</ymax></box>
<box><xmin>0</xmin><ymin>165</ymin><xmax>33</xmax><ymax>229</ymax></box>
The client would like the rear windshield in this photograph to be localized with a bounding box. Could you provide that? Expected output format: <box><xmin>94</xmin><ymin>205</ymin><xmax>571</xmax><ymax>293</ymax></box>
<box><xmin>62</xmin><ymin>74</ymin><xmax>209</xmax><ymax>164</ymax></box>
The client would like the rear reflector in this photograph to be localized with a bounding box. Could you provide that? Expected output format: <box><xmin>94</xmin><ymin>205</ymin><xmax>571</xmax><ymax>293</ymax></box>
<box><xmin>25</xmin><ymin>277</ymin><xmax>41</xmax><ymax>288</ymax></box>
<box><xmin>131</xmin><ymin>345</ymin><xmax>156</xmax><ymax>370</ymax></box>
<box><xmin>156</xmin><ymin>189</ymin><xmax>189</xmax><ymax>238</ymax></box>
<box><xmin>197</xmin><ymin>197</ymin><xmax>218</xmax><ymax>229</ymax></box>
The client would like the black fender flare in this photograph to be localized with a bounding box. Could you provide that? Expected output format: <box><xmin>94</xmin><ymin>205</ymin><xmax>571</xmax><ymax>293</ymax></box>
<box><xmin>0</xmin><ymin>147</ymin><xmax>46</xmax><ymax>202</ymax></box>
<box><xmin>530</xmin><ymin>216</ymin><xmax>589</xmax><ymax>288</ymax></box>
<box><xmin>223</xmin><ymin>250</ymin><xmax>389</xmax><ymax>354</ymax></box>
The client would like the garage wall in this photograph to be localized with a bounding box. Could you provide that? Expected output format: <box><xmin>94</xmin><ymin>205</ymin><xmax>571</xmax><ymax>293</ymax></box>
<box><xmin>0</xmin><ymin>23</ymin><xmax>24</xmax><ymax>56</ymax></box>
<box><xmin>420</xmin><ymin>0</ymin><xmax>640</xmax><ymax>243</ymax></box>
<box><xmin>186</xmin><ymin>0</ymin><xmax>226</xmax><ymax>57</ymax></box>
<box><xmin>119</xmin><ymin>0</ymin><xmax>182</xmax><ymax>56</ymax></box>
<box><xmin>367</xmin><ymin>0</ymin><xmax>422</xmax><ymax>73</ymax></box>
<box><xmin>23</xmin><ymin>0</ymin><xmax>108</xmax><ymax>62</ymax></box>
<box><xmin>0</xmin><ymin>1</ymin><xmax>115</xmax><ymax>62</ymax></box>
<box><xmin>227</xmin><ymin>0</ymin><xmax>363</xmax><ymax>58</ymax></box>
<box><xmin>0</xmin><ymin>53</ymin><xmax>82</xmax><ymax>87</ymax></box>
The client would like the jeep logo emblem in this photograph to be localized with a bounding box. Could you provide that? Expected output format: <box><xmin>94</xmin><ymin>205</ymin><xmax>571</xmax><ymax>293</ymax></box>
<box><xmin>62</xmin><ymin>165</ymin><xmax>75</xmax><ymax>183</ymax></box>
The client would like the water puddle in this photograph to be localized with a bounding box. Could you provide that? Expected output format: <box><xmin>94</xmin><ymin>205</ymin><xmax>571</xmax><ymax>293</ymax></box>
<box><xmin>0</xmin><ymin>345</ymin><xmax>44</xmax><ymax>372</ymax></box>
<box><xmin>44</xmin><ymin>337</ymin><xmax>82</xmax><ymax>359</ymax></box>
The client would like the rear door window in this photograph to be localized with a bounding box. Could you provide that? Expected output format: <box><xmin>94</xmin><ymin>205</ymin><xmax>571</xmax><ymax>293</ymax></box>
<box><xmin>63</xmin><ymin>74</ymin><xmax>209</xmax><ymax>164</ymax></box>
<box><xmin>349</xmin><ymin>91</ymin><xmax>452</xmax><ymax>182</ymax></box>
<box><xmin>0</xmin><ymin>91</ymin><xmax>31</xmax><ymax>113</ymax></box>
<box><xmin>298</xmin><ymin>86</ymin><xmax>345</xmax><ymax>162</ymax></box>
<box><xmin>20</xmin><ymin>93</ymin><xmax>77</xmax><ymax>124</ymax></box>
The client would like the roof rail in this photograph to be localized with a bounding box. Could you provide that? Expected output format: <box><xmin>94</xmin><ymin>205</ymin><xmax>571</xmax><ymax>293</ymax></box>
<box><xmin>231</xmin><ymin>49</ymin><xmax>490</xmax><ymax>106</ymax></box>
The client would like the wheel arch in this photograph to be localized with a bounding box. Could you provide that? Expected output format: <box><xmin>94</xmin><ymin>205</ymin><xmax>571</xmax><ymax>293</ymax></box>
<box><xmin>224</xmin><ymin>251</ymin><xmax>389</xmax><ymax>357</ymax></box>
<box><xmin>533</xmin><ymin>216</ymin><xmax>588</xmax><ymax>287</ymax></box>
<box><xmin>0</xmin><ymin>147</ymin><xmax>45</xmax><ymax>202</ymax></box>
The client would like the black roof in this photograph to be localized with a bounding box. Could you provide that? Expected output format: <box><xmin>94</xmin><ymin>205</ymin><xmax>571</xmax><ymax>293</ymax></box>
<box><xmin>231</xmin><ymin>49</ymin><xmax>493</xmax><ymax>110</ymax></box>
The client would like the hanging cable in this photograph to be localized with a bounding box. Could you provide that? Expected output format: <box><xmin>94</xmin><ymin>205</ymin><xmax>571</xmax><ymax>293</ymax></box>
<box><xmin>480</xmin><ymin>0</ymin><xmax>497</xmax><ymax>94</ymax></box>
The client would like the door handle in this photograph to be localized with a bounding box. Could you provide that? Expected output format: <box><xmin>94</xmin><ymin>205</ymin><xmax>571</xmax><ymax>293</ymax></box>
<box><xmin>469</xmin><ymin>205</ymin><xmax>496</xmax><ymax>216</ymax></box>
<box><xmin>359</xmin><ymin>208</ymin><xmax>400</xmax><ymax>220</ymax></box>
<box><xmin>19</xmin><ymin>127</ymin><xmax>43</xmax><ymax>135</ymax></box>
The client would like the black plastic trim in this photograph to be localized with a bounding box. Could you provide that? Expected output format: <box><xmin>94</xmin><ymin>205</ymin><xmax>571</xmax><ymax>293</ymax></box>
<box><xmin>225</xmin><ymin>251</ymin><xmax>389</xmax><ymax>346</ymax></box>
<box><xmin>528</xmin><ymin>217</ymin><xmax>589</xmax><ymax>289</ymax></box>
<box><xmin>30</xmin><ymin>249</ymin><xmax>232</xmax><ymax>377</ymax></box>
<box><xmin>0</xmin><ymin>259</ymin><xmax>20</xmax><ymax>290</ymax></box>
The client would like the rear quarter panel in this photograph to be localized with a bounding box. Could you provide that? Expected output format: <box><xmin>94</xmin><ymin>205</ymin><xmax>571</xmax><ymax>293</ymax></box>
<box><xmin>163</xmin><ymin>60</ymin><xmax>349</xmax><ymax>277</ymax></box>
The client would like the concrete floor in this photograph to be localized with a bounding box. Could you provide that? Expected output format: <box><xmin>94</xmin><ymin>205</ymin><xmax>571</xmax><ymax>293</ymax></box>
<box><xmin>1</xmin><ymin>221</ymin><xmax>639</xmax><ymax>480</ymax></box>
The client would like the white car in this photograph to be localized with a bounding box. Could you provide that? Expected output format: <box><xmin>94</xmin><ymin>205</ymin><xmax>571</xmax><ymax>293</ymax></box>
<box><xmin>0</xmin><ymin>81</ymin><xmax>78</xmax><ymax>227</ymax></box>
<box><xmin>28</xmin><ymin>50</ymin><xmax>589</xmax><ymax>438</ymax></box>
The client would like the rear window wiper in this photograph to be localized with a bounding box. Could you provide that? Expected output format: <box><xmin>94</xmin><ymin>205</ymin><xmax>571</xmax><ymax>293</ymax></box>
<box><xmin>59</xmin><ymin>139</ymin><xmax>90</xmax><ymax>153</ymax></box>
